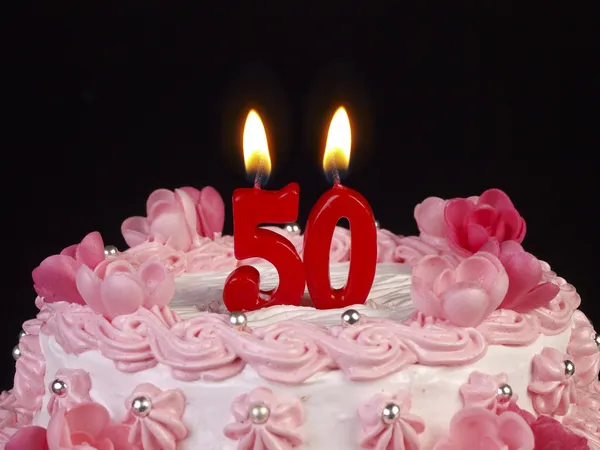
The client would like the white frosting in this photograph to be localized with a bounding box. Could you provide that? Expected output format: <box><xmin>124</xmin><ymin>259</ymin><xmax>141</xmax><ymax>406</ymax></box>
<box><xmin>172</xmin><ymin>262</ymin><xmax>414</xmax><ymax>326</ymax></box>
<box><xmin>35</xmin><ymin>327</ymin><xmax>572</xmax><ymax>450</ymax></box>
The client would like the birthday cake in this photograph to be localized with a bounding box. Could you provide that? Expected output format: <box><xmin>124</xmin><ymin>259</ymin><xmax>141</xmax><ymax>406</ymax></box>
<box><xmin>1</xmin><ymin>186</ymin><xmax>599</xmax><ymax>450</ymax></box>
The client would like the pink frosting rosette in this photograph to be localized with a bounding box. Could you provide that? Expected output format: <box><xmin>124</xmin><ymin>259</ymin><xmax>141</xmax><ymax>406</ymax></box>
<box><xmin>460</xmin><ymin>371</ymin><xmax>517</xmax><ymax>413</ymax></box>
<box><xmin>567</xmin><ymin>310</ymin><xmax>600</xmax><ymax>387</ymax></box>
<box><xmin>122</xmin><ymin>383</ymin><xmax>187</xmax><ymax>450</ymax></box>
<box><xmin>481</xmin><ymin>239</ymin><xmax>559</xmax><ymax>312</ymax></box>
<box><xmin>76</xmin><ymin>258</ymin><xmax>175</xmax><ymax>320</ymax></box>
<box><xmin>357</xmin><ymin>390</ymin><xmax>425</xmax><ymax>450</ymax></box>
<box><xmin>186</xmin><ymin>234</ymin><xmax>238</xmax><ymax>271</ymax></box>
<box><xmin>7</xmin><ymin>403</ymin><xmax>136</xmax><ymax>450</ymax></box>
<box><xmin>47</xmin><ymin>369</ymin><xmax>92</xmax><ymax>415</ymax></box>
<box><xmin>433</xmin><ymin>407</ymin><xmax>534</xmax><ymax>450</ymax></box>
<box><xmin>32</xmin><ymin>231</ymin><xmax>106</xmax><ymax>305</ymax></box>
<box><xmin>410</xmin><ymin>252</ymin><xmax>509</xmax><ymax>327</ymax></box>
<box><xmin>224</xmin><ymin>387</ymin><xmax>304</xmax><ymax>449</ymax></box>
<box><xmin>528</xmin><ymin>347</ymin><xmax>578</xmax><ymax>416</ymax></box>
<box><xmin>122</xmin><ymin>186</ymin><xmax>225</xmax><ymax>251</ymax></box>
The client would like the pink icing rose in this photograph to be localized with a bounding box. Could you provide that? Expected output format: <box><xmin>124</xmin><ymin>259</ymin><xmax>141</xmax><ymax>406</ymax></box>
<box><xmin>122</xmin><ymin>383</ymin><xmax>187</xmax><ymax>450</ymax></box>
<box><xmin>121</xmin><ymin>186</ymin><xmax>225</xmax><ymax>251</ymax></box>
<box><xmin>481</xmin><ymin>239</ymin><xmax>560</xmax><ymax>312</ymax></box>
<box><xmin>432</xmin><ymin>407</ymin><xmax>534</xmax><ymax>450</ymax></box>
<box><xmin>507</xmin><ymin>403</ymin><xmax>591</xmax><ymax>449</ymax></box>
<box><xmin>411</xmin><ymin>252</ymin><xmax>509</xmax><ymax>327</ymax></box>
<box><xmin>528</xmin><ymin>347</ymin><xmax>578</xmax><ymax>416</ymax></box>
<box><xmin>357</xmin><ymin>390</ymin><xmax>425</xmax><ymax>450</ymax></box>
<box><xmin>7</xmin><ymin>403</ymin><xmax>137</xmax><ymax>450</ymax></box>
<box><xmin>76</xmin><ymin>259</ymin><xmax>175</xmax><ymax>320</ymax></box>
<box><xmin>444</xmin><ymin>189</ymin><xmax>527</xmax><ymax>255</ymax></box>
<box><xmin>567</xmin><ymin>311</ymin><xmax>600</xmax><ymax>388</ymax></box>
<box><xmin>224</xmin><ymin>387</ymin><xmax>304</xmax><ymax>449</ymax></box>
<box><xmin>47</xmin><ymin>369</ymin><xmax>92</xmax><ymax>415</ymax></box>
<box><xmin>460</xmin><ymin>371</ymin><xmax>518</xmax><ymax>413</ymax></box>
<box><xmin>32</xmin><ymin>231</ymin><xmax>106</xmax><ymax>305</ymax></box>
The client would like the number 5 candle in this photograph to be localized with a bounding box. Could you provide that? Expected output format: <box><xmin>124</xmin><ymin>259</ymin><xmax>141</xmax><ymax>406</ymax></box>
<box><xmin>303</xmin><ymin>107</ymin><xmax>377</xmax><ymax>309</ymax></box>
<box><xmin>223</xmin><ymin>110</ymin><xmax>306</xmax><ymax>312</ymax></box>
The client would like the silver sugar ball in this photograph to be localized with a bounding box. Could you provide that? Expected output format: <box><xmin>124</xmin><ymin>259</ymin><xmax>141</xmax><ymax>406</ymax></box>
<box><xmin>564</xmin><ymin>360</ymin><xmax>576</xmax><ymax>377</ymax></box>
<box><xmin>18</xmin><ymin>330</ymin><xmax>27</xmax><ymax>340</ymax></box>
<box><xmin>250</xmin><ymin>404</ymin><xmax>270</xmax><ymax>424</ymax></box>
<box><xmin>381</xmin><ymin>403</ymin><xmax>401</xmax><ymax>424</ymax></box>
<box><xmin>594</xmin><ymin>333</ymin><xmax>600</xmax><ymax>349</ymax></box>
<box><xmin>131</xmin><ymin>396</ymin><xmax>152</xmax><ymax>417</ymax></box>
<box><xmin>104</xmin><ymin>245</ymin><xmax>119</xmax><ymax>257</ymax></box>
<box><xmin>51</xmin><ymin>379</ymin><xmax>67</xmax><ymax>396</ymax></box>
<box><xmin>341</xmin><ymin>309</ymin><xmax>361</xmax><ymax>326</ymax></box>
<box><xmin>229</xmin><ymin>311</ymin><xmax>248</xmax><ymax>328</ymax></box>
<box><xmin>12</xmin><ymin>345</ymin><xmax>21</xmax><ymax>361</ymax></box>
<box><xmin>375</xmin><ymin>220</ymin><xmax>380</xmax><ymax>230</ymax></box>
<box><xmin>284</xmin><ymin>223</ymin><xmax>301</xmax><ymax>234</ymax></box>
<box><xmin>497</xmin><ymin>384</ymin><xmax>513</xmax><ymax>402</ymax></box>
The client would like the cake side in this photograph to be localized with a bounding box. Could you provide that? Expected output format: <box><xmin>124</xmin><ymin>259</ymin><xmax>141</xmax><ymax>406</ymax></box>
<box><xmin>1</xmin><ymin>187</ymin><xmax>599</xmax><ymax>450</ymax></box>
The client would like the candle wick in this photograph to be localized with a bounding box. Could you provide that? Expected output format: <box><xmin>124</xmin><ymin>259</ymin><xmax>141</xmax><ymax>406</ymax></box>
<box><xmin>330</xmin><ymin>154</ymin><xmax>341</xmax><ymax>187</ymax></box>
<box><xmin>253</xmin><ymin>158</ymin><xmax>264</xmax><ymax>190</ymax></box>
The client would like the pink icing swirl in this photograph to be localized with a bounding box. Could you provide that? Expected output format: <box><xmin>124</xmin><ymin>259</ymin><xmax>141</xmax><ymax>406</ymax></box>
<box><xmin>47</xmin><ymin>369</ymin><xmax>92</xmax><ymax>415</ymax></box>
<box><xmin>526</xmin><ymin>294</ymin><xmax>574</xmax><ymax>335</ymax></box>
<box><xmin>459</xmin><ymin>371</ymin><xmax>518</xmax><ymax>413</ymax></box>
<box><xmin>477</xmin><ymin>309</ymin><xmax>541</xmax><ymax>346</ymax></box>
<box><xmin>357</xmin><ymin>390</ymin><xmax>425</xmax><ymax>450</ymax></box>
<box><xmin>42</xmin><ymin>302</ymin><xmax>99</xmax><ymax>354</ymax></box>
<box><xmin>528</xmin><ymin>347</ymin><xmax>578</xmax><ymax>416</ymax></box>
<box><xmin>567</xmin><ymin>310</ymin><xmax>600</xmax><ymax>388</ymax></box>
<box><xmin>152</xmin><ymin>314</ymin><xmax>245</xmax><ymax>382</ymax></box>
<box><xmin>12</xmin><ymin>331</ymin><xmax>45</xmax><ymax>421</ymax></box>
<box><xmin>224</xmin><ymin>387</ymin><xmax>304</xmax><ymax>450</ymax></box>
<box><xmin>122</xmin><ymin>383</ymin><xmax>188</xmax><ymax>450</ymax></box>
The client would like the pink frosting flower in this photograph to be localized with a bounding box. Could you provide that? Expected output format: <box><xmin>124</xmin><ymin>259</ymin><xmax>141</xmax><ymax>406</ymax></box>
<box><xmin>411</xmin><ymin>252</ymin><xmax>509</xmax><ymax>327</ymax></box>
<box><xmin>32</xmin><ymin>232</ymin><xmax>106</xmax><ymax>305</ymax></box>
<box><xmin>8</xmin><ymin>403</ymin><xmax>137</xmax><ymax>450</ymax></box>
<box><xmin>47</xmin><ymin>369</ymin><xmax>92</xmax><ymax>415</ymax></box>
<box><xmin>76</xmin><ymin>259</ymin><xmax>175</xmax><ymax>320</ymax></box>
<box><xmin>357</xmin><ymin>390</ymin><xmax>425</xmax><ymax>450</ymax></box>
<box><xmin>444</xmin><ymin>189</ymin><xmax>526</xmax><ymax>255</ymax></box>
<box><xmin>414</xmin><ymin>196</ymin><xmax>450</xmax><ymax>244</ymax></box>
<box><xmin>122</xmin><ymin>186</ymin><xmax>225</xmax><ymax>251</ymax></box>
<box><xmin>567</xmin><ymin>311</ymin><xmax>600</xmax><ymax>388</ymax></box>
<box><xmin>528</xmin><ymin>347</ymin><xmax>578</xmax><ymax>416</ymax></box>
<box><xmin>481</xmin><ymin>239</ymin><xmax>559</xmax><ymax>312</ymax></box>
<box><xmin>460</xmin><ymin>371</ymin><xmax>518</xmax><ymax>413</ymax></box>
<box><xmin>122</xmin><ymin>383</ymin><xmax>187</xmax><ymax>450</ymax></box>
<box><xmin>433</xmin><ymin>407</ymin><xmax>534</xmax><ymax>450</ymax></box>
<box><xmin>224</xmin><ymin>387</ymin><xmax>304</xmax><ymax>449</ymax></box>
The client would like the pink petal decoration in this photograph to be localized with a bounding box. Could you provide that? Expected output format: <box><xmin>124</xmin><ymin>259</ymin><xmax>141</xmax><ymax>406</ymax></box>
<box><xmin>121</xmin><ymin>185</ymin><xmax>226</xmax><ymax>251</ymax></box>
<box><xmin>6</xmin><ymin>426</ymin><xmax>48</xmax><ymax>450</ymax></box>
<box><xmin>567</xmin><ymin>311</ymin><xmax>600</xmax><ymax>388</ymax></box>
<box><xmin>432</xmin><ymin>407</ymin><xmax>534</xmax><ymax>450</ymax></box>
<box><xmin>411</xmin><ymin>252</ymin><xmax>509</xmax><ymax>327</ymax></box>
<box><xmin>122</xmin><ymin>383</ymin><xmax>188</xmax><ymax>450</ymax></box>
<box><xmin>32</xmin><ymin>232</ymin><xmax>107</xmax><ymax>305</ymax></box>
<box><xmin>414</xmin><ymin>196</ymin><xmax>448</xmax><ymax>238</ymax></box>
<box><xmin>47</xmin><ymin>369</ymin><xmax>93</xmax><ymax>415</ymax></box>
<box><xmin>528</xmin><ymin>347</ymin><xmax>578</xmax><ymax>416</ymax></box>
<box><xmin>224</xmin><ymin>387</ymin><xmax>304</xmax><ymax>449</ymax></box>
<box><xmin>459</xmin><ymin>371</ymin><xmax>518</xmax><ymax>413</ymax></box>
<box><xmin>481</xmin><ymin>239</ymin><xmax>559</xmax><ymax>312</ymax></box>
<box><xmin>357</xmin><ymin>390</ymin><xmax>425</xmax><ymax>450</ymax></box>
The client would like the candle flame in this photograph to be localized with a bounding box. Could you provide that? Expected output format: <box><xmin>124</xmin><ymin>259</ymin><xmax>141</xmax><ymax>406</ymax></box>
<box><xmin>323</xmin><ymin>106</ymin><xmax>351</xmax><ymax>174</ymax></box>
<box><xmin>243</xmin><ymin>110</ymin><xmax>272</xmax><ymax>179</ymax></box>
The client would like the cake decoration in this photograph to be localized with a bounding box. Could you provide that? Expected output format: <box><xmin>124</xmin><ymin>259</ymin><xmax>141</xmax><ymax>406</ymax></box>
<box><xmin>47</xmin><ymin>369</ymin><xmax>92</xmax><ymax>415</ymax></box>
<box><xmin>223</xmin><ymin>387</ymin><xmax>304</xmax><ymax>449</ymax></box>
<box><xmin>528</xmin><ymin>347</ymin><xmax>578</xmax><ymax>416</ymax></box>
<box><xmin>410</xmin><ymin>252</ymin><xmax>509</xmax><ymax>327</ymax></box>
<box><xmin>432</xmin><ymin>406</ymin><xmax>534</xmax><ymax>450</ymax></box>
<box><xmin>568</xmin><ymin>310</ymin><xmax>600</xmax><ymax>387</ymax></box>
<box><xmin>123</xmin><ymin>383</ymin><xmax>188</xmax><ymax>450</ymax></box>
<box><xmin>459</xmin><ymin>371</ymin><xmax>517</xmax><ymax>413</ymax></box>
<box><xmin>357</xmin><ymin>390</ymin><xmax>425</xmax><ymax>450</ymax></box>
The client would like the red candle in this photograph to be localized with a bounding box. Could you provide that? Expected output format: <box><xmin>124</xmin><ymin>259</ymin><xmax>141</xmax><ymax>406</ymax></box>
<box><xmin>303</xmin><ymin>107</ymin><xmax>377</xmax><ymax>309</ymax></box>
<box><xmin>223</xmin><ymin>111</ymin><xmax>306</xmax><ymax>312</ymax></box>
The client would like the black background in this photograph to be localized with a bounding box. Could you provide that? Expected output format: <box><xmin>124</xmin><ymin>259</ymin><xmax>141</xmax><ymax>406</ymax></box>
<box><xmin>3</xmin><ymin>8</ymin><xmax>599</xmax><ymax>389</ymax></box>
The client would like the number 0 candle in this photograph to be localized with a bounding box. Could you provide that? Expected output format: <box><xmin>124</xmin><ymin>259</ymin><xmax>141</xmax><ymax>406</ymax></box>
<box><xmin>303</xmin><ymin>107</ymin><xmax>377</xmax><ymax>309</ymax></box>
<box><xmin>223</xmin><ymin>110</ymin><xmax>306</xmax><ymax>312</ymax></box>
